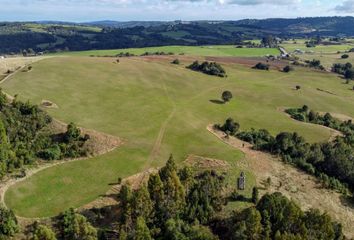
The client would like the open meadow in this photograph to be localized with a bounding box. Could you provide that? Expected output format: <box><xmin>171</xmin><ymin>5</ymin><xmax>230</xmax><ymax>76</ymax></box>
<box><xmin>2</xmin><ymin>51</ymin><xmax>354</xmax><ymax>219</ymax></box>
<box><xmin>60</xmin><ymin>45</ymin><xmax>280</xmax><ymax>57</ymax></box>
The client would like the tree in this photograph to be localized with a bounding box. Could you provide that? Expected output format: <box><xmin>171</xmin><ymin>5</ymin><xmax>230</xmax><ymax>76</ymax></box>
<box><xmin>344</xmin><ymin>69</ymin><xmax>354</xmax><ymax>80</ymax></box>
<box><xmin>134</xmin><ymin>217</ymin><xmax>152</xmax><ymax>240</ymax></box>
<box><xmin>60</xmin><ymin>208</ymin><xmax>97</xmax><ymax>240</ymax></box>
<box><xmin>222</xmin><ymin>91</ymin><xmax>233</xmax><ymax>103</ymax></box>
<box><xmin>31</xmin><ymin>222</ymin><xmax>57</xmax><ymax>240</ymax></box>
<box><xmin>159</xmin><ymin>155</ymin><xmax>186</xmax><ymax>219</ymax></box>
<box><xmin>64</xmin><ymin>122</ymin><xmax>81</xmax><ymax>143</ymax></box>
<box><xmin>0</xmin><ymin>119</ymin><xmax>10</xmax><ymax>178</ymax></box>
<box><xmin>131</xmin><ymin>185</ymin><xmax>153</xmax><ymax>220</ymax></box>
<box><xmin>0</xmin><ymin>207</ymin><xmax>18</xmax><ymax>237</ymax></box>
<box><xmin>295</xmin><ymin>85</ymin><xmax>301</xmax><ymax>90</ymax></box>
<box><xmin>119</xmin><ymin>185</ymin><xmax>133</xmax><ymax>225</ymax></box>
<box><xmin>252</xmin><ymin>187</ymin><xmax>259</xmax><ymax>204</ymax></box>
<box><xmin>283</xmin><ymin>65</ymin><xmax>293</xmax><ymax>73</ymax></box>
<box><xmin>220</xmin><ymin>118</ymin><xmax>240</xmax><ymax>135</ymax></box>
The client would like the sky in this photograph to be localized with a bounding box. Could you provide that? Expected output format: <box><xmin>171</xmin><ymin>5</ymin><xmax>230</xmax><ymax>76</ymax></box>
<box><xmin>1</xmin><ymin>0</ymin><xmax>354</xmax><ymax>22</ymax></box>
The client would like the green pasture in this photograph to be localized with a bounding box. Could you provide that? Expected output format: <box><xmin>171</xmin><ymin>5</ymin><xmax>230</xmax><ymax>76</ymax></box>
<box><xmin>3</xmin><ymin>55</ymin><xmax>354</xmax><ymax>218</ymax></box>
<box><xmin>281</xmin><ymin>42</ymin><xmax>354</xmax><ymax>54</ymax></box>
<box><xmin>56</xmin><ymin>45</ymin><xmax>280</xmax><ymax>57</ymax></box>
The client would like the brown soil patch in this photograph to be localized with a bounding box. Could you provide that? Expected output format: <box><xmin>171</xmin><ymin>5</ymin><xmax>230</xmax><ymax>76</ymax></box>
<box><xmin>185</xmin><ymin>154</ymin><xmax>230</xmax><ymax>169</ymax></box>
<box><xmin>205</xmin><ymin>56</ymin><xmax>289</xmax><ymax>70</ymax></box>
<box><xmin>50</xmin><ymin>119</ymin><xmax>121</xmax><ymax>156</ymax></box>
<box><xmin>318</xmin><ymin>112</ymin><xmax>353</xmax><ymax>122</ymax></box>
<box><xmin>41</xmin><ymin>100</ymin><xmax>58</xmax><ymax>109</ymax></box>
<box><xmin>207</xmin><ymin>124</ymin><xmax>354</xmax><ymax>238</ymax></box>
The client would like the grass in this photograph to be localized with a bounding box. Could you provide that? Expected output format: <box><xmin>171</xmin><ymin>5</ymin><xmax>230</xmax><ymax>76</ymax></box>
<box><xmin>3</xmin><ymin>55</ymin><xmax>354</xmax><ymax>218</ymax></box>
<box><xmin>281</xmin><ymin>42</ymin><xmax>354</xmax><ymax>54</ymax></box>
<box><xmin>55</xmin><ymin>45</ymin><xmax>280</xmax><ymax>57</ymax></box>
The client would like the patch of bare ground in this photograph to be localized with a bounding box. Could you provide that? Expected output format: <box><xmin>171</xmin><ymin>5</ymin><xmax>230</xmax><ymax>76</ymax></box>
<box><xmin>318</xmin><ymin>112</ymin><xmax>353</xmax><ymax>122</ymax></box>
<box><xmin>184</xmin><ymin>154</ymin><xmax>230</xmax><ymax>169</ymax></box>
<box><xmin>277</xmin><ymin>106</ymin><xmax>343</xmax><ymax>142</ymax></box>
<box><xmin>205</xmin><ymin>56</ymin><xmax>289</xmax><ymax>70</ymax></box>
<box><xmin>40</xmin><ymin>100</ymin><xmax>59</xmax><ymax>109</ymax></box>
<box><xmin>207</xmin><ymin>124</ymin><xmax>354</xmax><ymax>238</ymax></box>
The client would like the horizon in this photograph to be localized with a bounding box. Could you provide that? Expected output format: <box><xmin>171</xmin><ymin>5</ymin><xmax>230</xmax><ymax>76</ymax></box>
<box><xmin>1</xmin><ymin>0</ymin><xmax>354</xmax><ymax>22</ymax></box>
<box><xmin>2</xmin><ymin>16</ymin><xmax>354</xmax><ymax>24</ymax></box>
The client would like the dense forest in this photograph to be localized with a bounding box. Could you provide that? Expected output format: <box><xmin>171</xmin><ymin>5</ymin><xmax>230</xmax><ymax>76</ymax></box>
<box><xmin>0</xmin><ymin>156</ymin><xmax>346</xmax><ymax>239</ymax></box>
<box><xmin>2</xmin><ymin>16</ymin><xmax>354</xmax><ymax>54</ymax></box>
<box><xmin>0</xmin><ymin>91</ymin><xmax>89</xmax><ymax>178</ymax></box>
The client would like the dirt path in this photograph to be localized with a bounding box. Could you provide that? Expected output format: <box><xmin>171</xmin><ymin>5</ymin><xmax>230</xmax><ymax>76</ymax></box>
<box><xmin>207</xmin><ymin>125</ymin><xmax>354</xmax><ymax>238</ymax></box>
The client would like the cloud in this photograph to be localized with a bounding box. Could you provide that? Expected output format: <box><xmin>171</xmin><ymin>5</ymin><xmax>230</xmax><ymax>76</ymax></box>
<box><xmin>164</xmin><ymin>0</ymin><xmax>301</xmax><ymax>5</ymax></box>
<box><xmin>334</xmin><ymin>0</ymin><xmax>354</xmax><ymax>13</ymax></box>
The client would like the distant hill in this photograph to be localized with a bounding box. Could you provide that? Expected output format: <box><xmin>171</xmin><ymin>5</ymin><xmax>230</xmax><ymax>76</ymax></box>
<box><xmin>1</xmin><ymin>17</ymin><xmax>354</xmax><ymax>54</ymax></box>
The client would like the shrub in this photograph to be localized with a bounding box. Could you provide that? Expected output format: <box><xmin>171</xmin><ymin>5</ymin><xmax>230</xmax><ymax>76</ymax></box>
<box><xmin>221</xmin><ymin>91</ymin><xmax>233</xmax><ymax>103</ymax></box>
<box><xmin>0</xmin><ymin>207</ymin><xmax>18</xmax><ymax>237</ymax></box>
<box><xmin>171</xmin><ymin>59</ymin><xmax>180</xmax><ymax>65</ymax></box>
<box><xmin>296</xmin><ymin>85</ymin><xmax>301</xmax><ymax>90</ymax></box>
<box><xmin>253</xmin><ymin>62</ymin><xmax>269</xmax><ymax>70</ymax></box>
<box><xmin>283</xmin><ymin>65</ymin><xmax>293</xmax><ymax>73</ymax></box>
<box><xmin>341</xmin><ymin>54</ymin><xmax>349</xmax><ymax>59</ymax></box>
<box><xmin>187</xmin><ymin>61</ymin><xmax>226</xmax><ymax>77</ymax></box>
<box><xmin>344</xmin><ymin>69</ymin><xmax>354</xmax><ymax>79</ymax></box>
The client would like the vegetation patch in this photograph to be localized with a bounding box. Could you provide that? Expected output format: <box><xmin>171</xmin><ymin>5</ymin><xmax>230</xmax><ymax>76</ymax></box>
<box><xmin>216</xmin><ymin>116</ymin><xmax>353</xmax><ymax>196</ymax></box>
<box><xmin>0</xmin><ymin>92</ymin><xmax>89</xmax><ymax>178</ymax></box>
<box><xmin>187</xmin><ymin>61</ymin><xmax>226</xmax><ymax>77</ymax></box>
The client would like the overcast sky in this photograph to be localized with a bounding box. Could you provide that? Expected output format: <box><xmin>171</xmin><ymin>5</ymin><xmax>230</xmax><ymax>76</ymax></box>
<box><xmin>1</xmin><ymin>0</ymin><xmax>354</xmax><ymax>22</ymax></box>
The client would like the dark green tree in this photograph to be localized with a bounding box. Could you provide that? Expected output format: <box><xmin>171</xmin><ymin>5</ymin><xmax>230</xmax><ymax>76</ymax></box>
<box><xmin>0</xmin><ymin>207</ymin><xmax>18</xmax><ymax>237</ymax></box>
<box><xmin>222</xmin><ymin>91</ymin><xmax>233</xmax><ymax>103</ymax></box>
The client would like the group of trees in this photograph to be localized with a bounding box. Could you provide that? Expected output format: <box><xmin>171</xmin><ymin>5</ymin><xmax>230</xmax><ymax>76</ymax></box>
<box><xmin>305</xmin><ymin>59</ymin><xmax>325</xmax><ymax>70</ymax></box>
<box><xmin>217</xmin><ymin>114</ymin><xmax>354</xmax><ymax>195</ymax></box>
<box><xmin>0</xmin><ymin>90</ymin><xmax>89</xmax><ymax>178</ymax></box>
<box><xmin>215</xmin><ymin>192</ymin><xmax>344</xmax><ymax>240</ymax></box>
<box><xmin>187</xmin><ymin>61</ymin><xmax>226</xmax><ymax>77</ymax></box>
<box><xmin>332</xmin><ymin>62</ymin><xmax>354</xmax><ymax>80</ymax></box>
<box><xmin>115</xmin><ymin>155</ymin><xmax>226</xmax><ymax>239</ymax></box>
<box><xmin>0</xmin><ymin>155</ymin><xmax>346</xmax><ymax>239</ymax></box>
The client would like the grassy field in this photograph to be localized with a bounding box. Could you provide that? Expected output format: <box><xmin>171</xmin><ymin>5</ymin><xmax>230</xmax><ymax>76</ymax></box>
<box><xmin>3</xmin><ymin>55</ymin><xmax>354</xmax><ymax>218</ymax></box>
<box><xmin>281</xmin><ymin>41</ymin><xmax>354</xmax><ymax>54</ymax></box>
<box><xmin>57</xmin><ymin>45</ymin><xmax>280</xmax><ymax>57</ymax></box>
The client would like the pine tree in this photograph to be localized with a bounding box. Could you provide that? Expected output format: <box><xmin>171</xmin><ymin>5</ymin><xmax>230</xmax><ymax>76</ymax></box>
<box><xmin>134</xmin><ymin>217</ymin><xmax>152</xmax><ymax>240</ymax></box>
<box><xmin>252</xmin><ymin>187</ymin><xmax>259</xmax><ymax>204</ymax></box>
<box><xmin>119</xmin><ymin>185</ymin><xmax>133</xmax><ymax>225</ymax></box>
<box><xmin>261</xmin><ymin>210</ymin><xmax>272</xmax><ymax>240</ymax></box>
<box><xmin>131</xmin><ymin>185</ymin><xmax>153</xmax><ymax>221</ymax></box>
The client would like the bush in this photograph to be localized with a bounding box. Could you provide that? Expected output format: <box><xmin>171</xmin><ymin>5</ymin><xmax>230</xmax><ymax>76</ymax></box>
<box><xmin>283</xmin><ymin>65</ymin><xmax>293</xmax><ymax>73</ymax></box>
<box><xmin>221</xmin><ymin>91</ymin><xmax>233</xmax><ymax>103</ymax></box>
<box><xmin>341</xmin><ymin>54</ymin><xmax>349</xmax><ymax>59</ymax></box>
<box><xmin>0</xmin><ymin>207</ymin><xmax>18</xmax><ymax>237</ymax></box>
<box><xmin>171</xmin><ymin>59</ymin><xmax>180</xmax><ymax>65</ymax></box>
<box><xmin>187</xmin><ymin>61</ymin><xmax>226</xmax><ymax>77</ymax></box>
<box><xmin>344</xmin><ymin>69</ymin><xmax>354</xmax><ymax>79</ymax></box>
<box><xmin>253</xmin><ymin>62</ymin><xmax>269</xmax><ymax>70</ymax></box>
